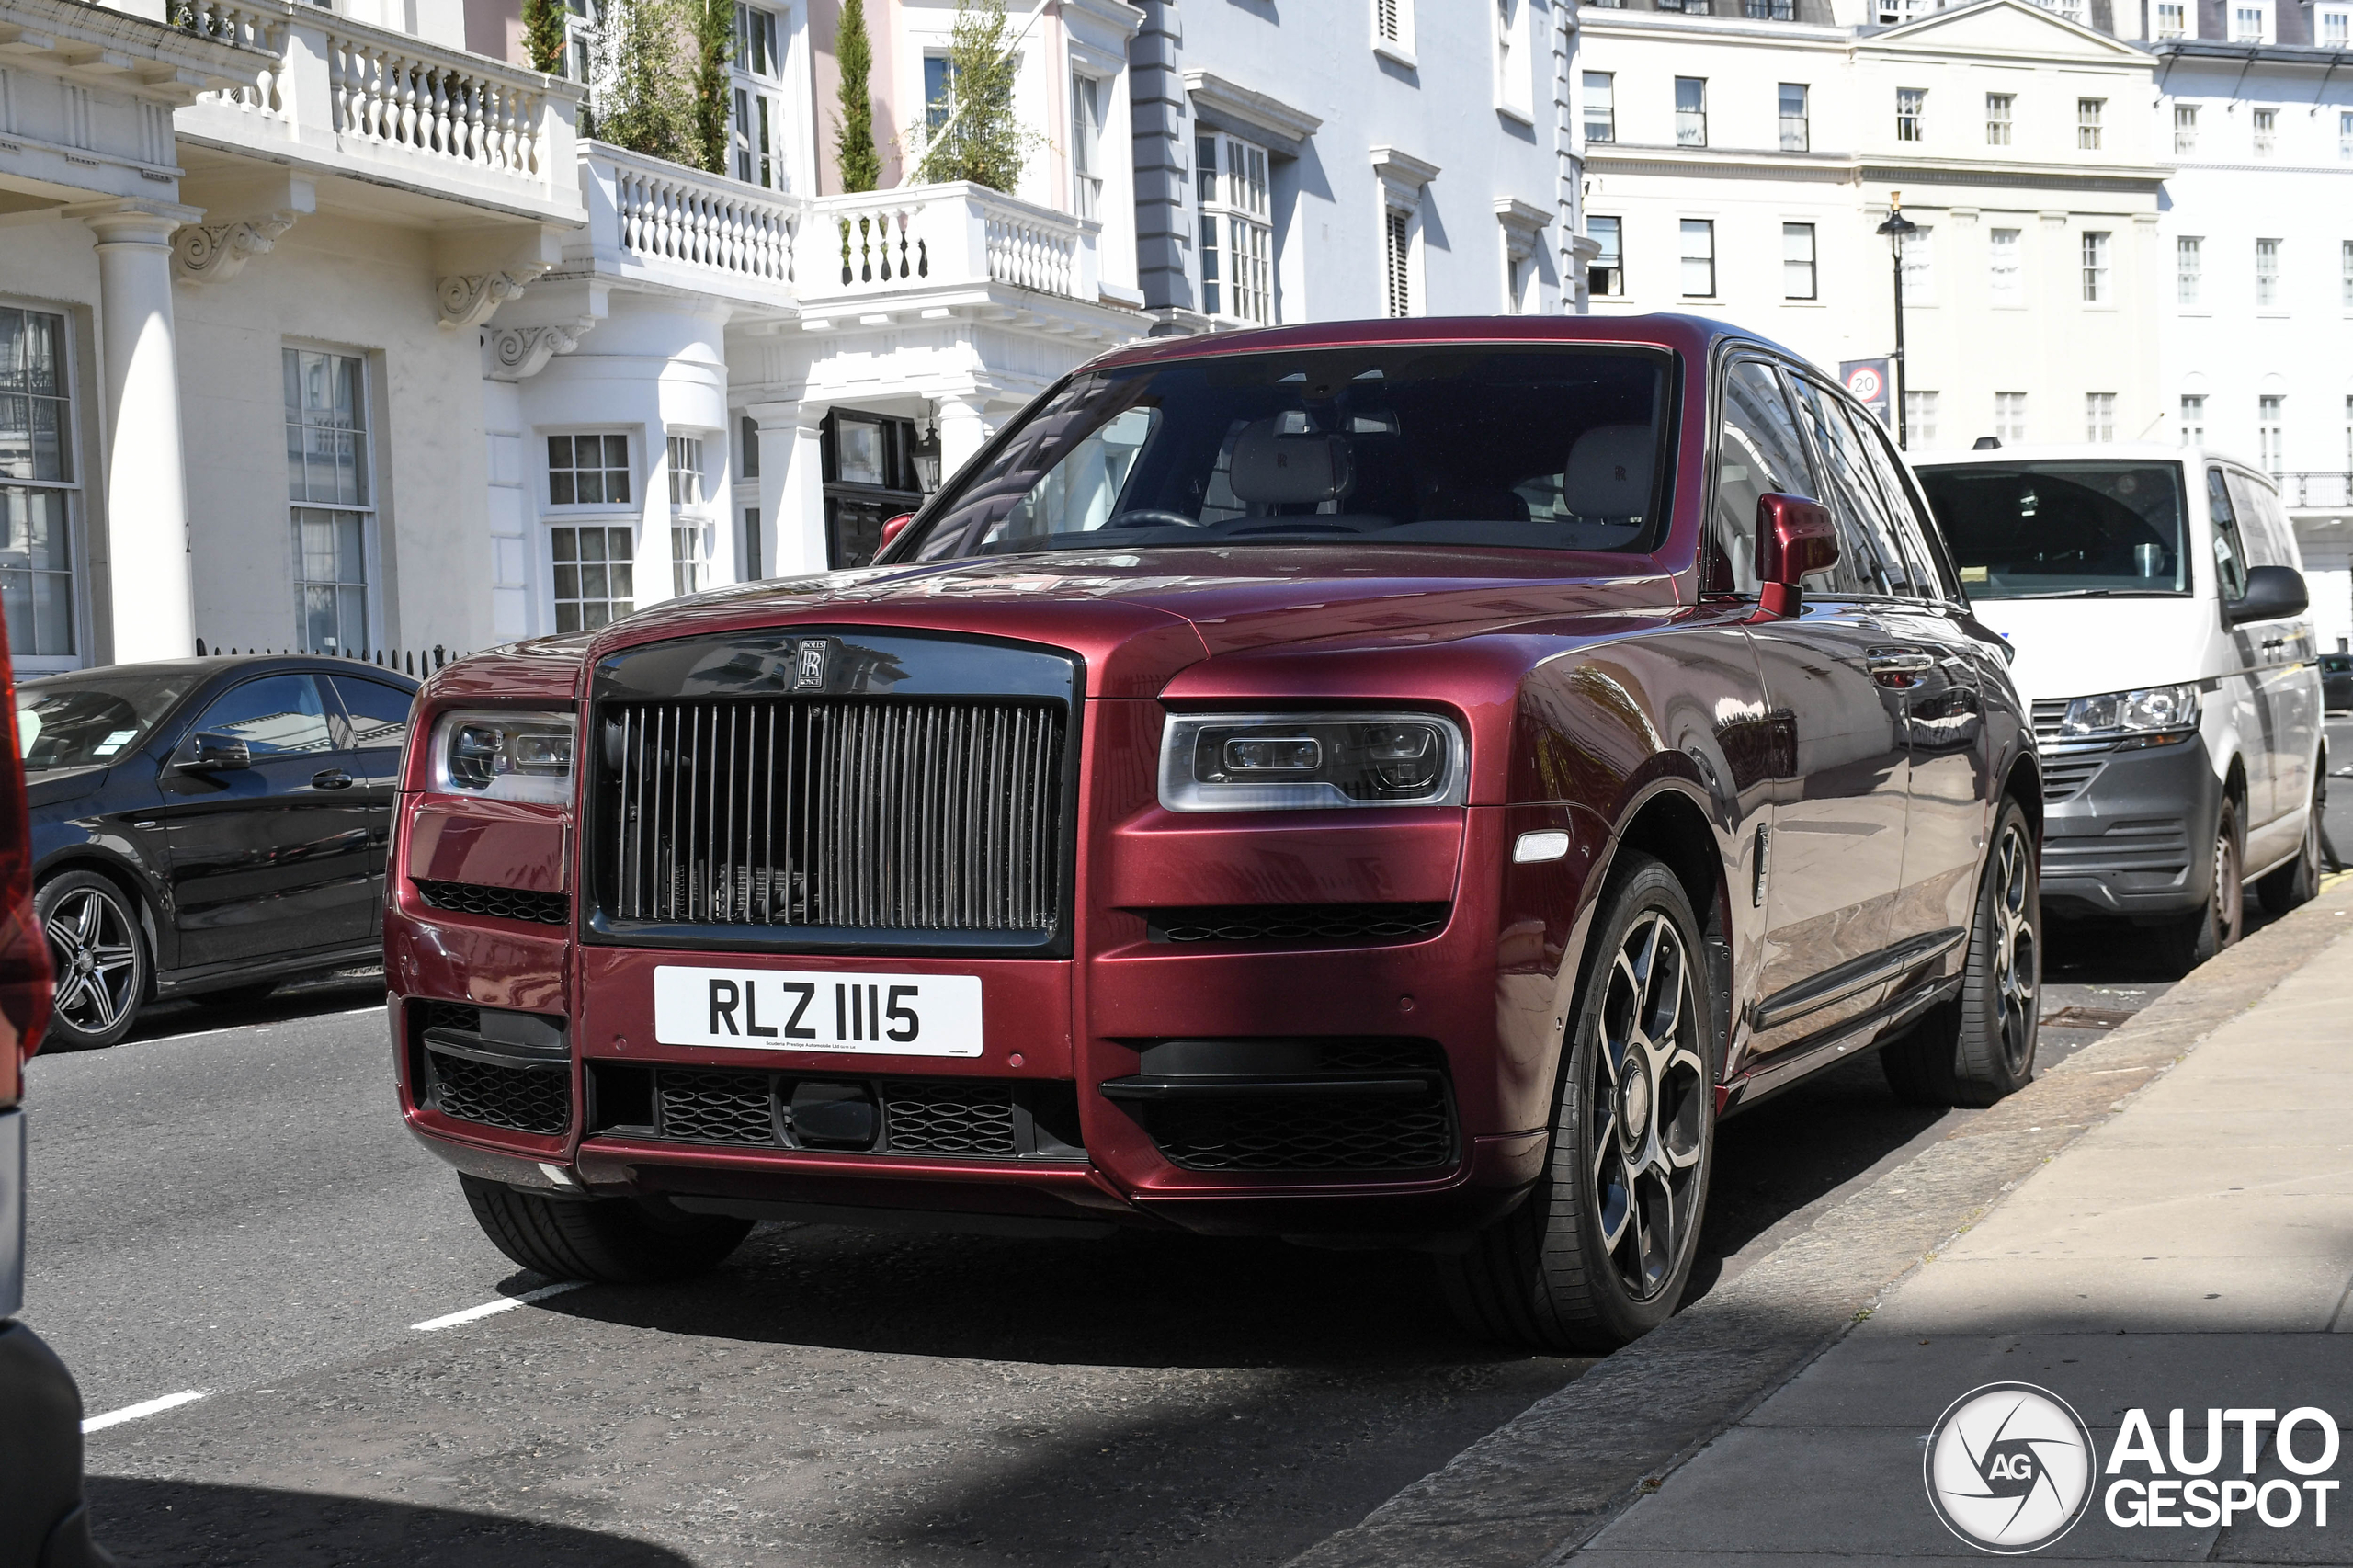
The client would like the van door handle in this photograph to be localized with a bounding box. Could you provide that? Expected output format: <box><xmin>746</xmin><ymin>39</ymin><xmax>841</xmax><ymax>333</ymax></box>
<box><xmin>312</xmin><ymin>769</ymin><xmax>354</xmax><ymax>790</ymax></box>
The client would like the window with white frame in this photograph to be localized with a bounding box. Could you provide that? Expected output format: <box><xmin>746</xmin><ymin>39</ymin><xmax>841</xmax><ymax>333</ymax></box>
<box><xmin>1904</xmin><ymin>391</ymin><xmax>1938</xmax><ymax>447</ymax></box>
<box><xmin>2086</xmin><ymin>393</ymin><xmax>2116</xmax><ymax>442</ymax></box>
<box><xmin>1901</xmin><ymin>225</ymin><xmax>1935</xmax><ymax>306</ymax></box>
<box><xmin>1197</xmin><ymin>133</ymin><xmax>1272</xmax><ymax>324</ymax></box>
<box><xmin>2180</xmin><ymin>394</ymin><xmax>2205</xmax><ymax>446</ymax></box>
<box><xmin>2342</xmin><ymin>111</ymin><xmax>2352</xmax><ymax>160</ymax></box>
<box><xmin>547</xmin><ymin>433</ymin><xmax>631</xmax><ymax>506</ymax></box>
<box><xmin>551</xmin><ymin>524</ymin><xmax>634</xmax><ymax>631</ymax></box>
<box><xmin>1680</xmin><ymin>219</ymin><xmax>1715</xmax><ymax>298</ymax></box>
<box><xmin>2077</xmin><ymin>98</ymin><xmax>2103</xmax><ymax>151</ymax></box>
<box><xmin>0</xmin><ymin>307</ymin><xmax>77</xmax><ymax>663</ymax></box>
<box><xmin>1384</xmin><ymin>205</ymin><xmax>1414</xmax><ymax>316</ymax></box>
<box><xmin>925</xmin><ymin>55</ymin><xmax>954</xmax><ymax>131</ymax></box>
<box><xmin>2232</xmin><ymin>5</ymin><xmax>2265</xmax><ymax>39</ymax></box>
<box><xmin>2174</xmin><ymin>105</ymin><xmax>2198</xmax><ymax>154</ymax></box>
<box><xmin>2081</xmin><ymin>232</ymin><xmax>2109</xmax><ymax>302</ymax></box>
<box><xmin>1495</xmin><ymin>0</ymin><xmax>1532</xmax><ymax>119</ymax></box>
<box><xmin>560</xmin><ymin>0</ymin><xmax>597</xmax><ymax>107</ymax></box>
<box><xmin>2178</xmin><ymin>237</ymin><xmax>2202</xmax><ymax>305</ymax></box>
<box><xmin>2156</xmin><ymin>1</ymin><xmax>2186</xmax><ymax>33</ymax></box>
<box><xmin>1675</xmin><ymin>78</ymin><xmax>1706</xmax><ymax>147</ymax></box>
<box><xmin>2325</xmin><ymin>6</ymin><xmax>2351</xmax><ymax>42</ymax></box>
<box><xmin>1071</xmin><ymin>74</ymin><xmax>1105</xmax><ymax>220</ymax></box>
<box><xmin>1989</xmin><ymin>227</ymin><xmax>2022</xmax><ymax>305</ymax></box>
<box><xmin>1784</xmin><ymin>222</ymin><xmax>1816</xmax><ymax>300</ymax></box>
<box><xmin>1896</xmin><ymin>87</ymin><xmax>1926</xmax><ymax>142</ymax></box>
<box><xmin>1984</xmin><ymin>93</ymin><xmax>2012</xmax><ymax>146</ymax></box>
<box><xmin>1779</xmin><ymin>84</ymin><xmax>1809</xmax><ymax>152</ymax></box>
<box><xmin>731</xmin><ymin>5</ymin><xmax>783</xmax><ymax>189</ymax></box>
<box><xmin>1588</xmin><ymin>216</ymin><xmax>1623</xmax><ymax>297</ymax></box>
<box><xmin>1503</xmin><ymin>234</ymin><xmax>1539</xmax><ymax>314</ymax></box>
<box><xmin>2256</xmin><ymin>237</ymin><xmax>2280</xmax><ymax>307</ymax></box>
<box><xmin>739</xmin><ymin>414</ymin><xmax>759</xmax><ymax>480</ymax></box>
<box><xmin>1584</xmin><ymin>73</ymin><xmax>1615</xmax><ymax>144</ymax></box>
<box><xmin>1995</xmin><ymin>392</ymin><xmax>2029</xmax><ymax>444</ymax></box>
<box><xmin>2253</xmin><ymin>107</ymin><xmax>2277</xmax><ymax>153</ymax></box>
<box><xmin>2259</xmin><ymin>395</ymin><xmax>2284</xmax><ymax>475</ymax></box>
<box><xmin>285</xmin><ymin>347</ymin><xmax>372</xmax><ymax>655</ymax></box>
<box><xmin>1373</xmin><ymin>0</ymin><xmax>1415</xmax><ymax>55</ymax></box>
<box><xmin>667</xmin><ymin>434</ymin><xmax>705</xmax><ymax>597</ymax></box>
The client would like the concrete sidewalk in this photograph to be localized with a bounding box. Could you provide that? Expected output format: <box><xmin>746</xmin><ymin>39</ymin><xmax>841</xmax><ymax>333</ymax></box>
<box><xmin>1574</xmin><ymin>922</ymin><xmax>2353</xmax><ymax>1564</ymax></box>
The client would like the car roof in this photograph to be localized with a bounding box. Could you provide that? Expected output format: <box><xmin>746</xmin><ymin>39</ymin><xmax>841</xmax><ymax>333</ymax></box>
<box><xmin>1079</xmin><ymin>312</ymin><xmax>1807</xmax><ymax>376</ymax></box>
<box><xmin>1909</xmin><ymin>441</ymin><xmax>2268</xmax><ymax>477</ymax></box>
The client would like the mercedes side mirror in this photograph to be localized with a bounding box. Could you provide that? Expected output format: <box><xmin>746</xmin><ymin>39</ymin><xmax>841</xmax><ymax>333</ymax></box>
<box><xmin>2226</xmin><ymin>563</ymin><xmax>2308</xmax><ymax>627</ymax></box>
<box><xmin>879</xmin><ymin>513</ymin><xmax>914</xmax><ymax>553</ymax></box>
<box><xmin>1756</xmin><ymin>494</ymin><xmax>1839</xmax><ymax>619</ymax></box>
<box><xmin>182</xmin><ymin>732</ymin><xmax>251</xmax><ymax>771</ymax></box>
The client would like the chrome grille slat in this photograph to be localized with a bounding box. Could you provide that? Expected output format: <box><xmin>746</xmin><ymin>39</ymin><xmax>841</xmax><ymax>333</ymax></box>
<box><xmin>602</xmin><ymin>697</ymin><xmax>1064</xmax><ymax>934</ymax></box>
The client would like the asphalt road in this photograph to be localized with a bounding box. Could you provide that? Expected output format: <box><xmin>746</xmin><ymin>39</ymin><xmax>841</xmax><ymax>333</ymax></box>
<box><xmin>25</xmin><ymin>726</ymin><xmax>2353</xmax><ymax>1566</ymax></box>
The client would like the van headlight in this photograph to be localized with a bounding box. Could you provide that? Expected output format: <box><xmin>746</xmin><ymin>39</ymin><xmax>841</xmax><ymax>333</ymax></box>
<box><xmin>430</xmin><ymin>710</ymin><xmax>576</xmax><ymax>804</ymax></box>
<box><xmin>1158</xmin><ymin>712</ymin><xmax>1467</xmax><ymax>811</ymax></box>
<box><xmin>2056</xmin><ymin>684</ymin><xmax>2200</xmax><ymax>746</ymax></box>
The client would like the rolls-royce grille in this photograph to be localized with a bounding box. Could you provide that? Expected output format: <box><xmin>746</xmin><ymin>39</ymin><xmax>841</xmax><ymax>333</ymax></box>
<box><xmin>600</xmin><ymin>698</ymin><xmax>1065</xmax><ymax>933</ymax></box>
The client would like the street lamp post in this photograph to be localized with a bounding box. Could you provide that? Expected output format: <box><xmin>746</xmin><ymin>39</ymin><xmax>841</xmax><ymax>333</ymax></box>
<box><xmin>1876</xmin><ymin>191</ymin><xmax>1918</xmax><ymax>450</ymax></box>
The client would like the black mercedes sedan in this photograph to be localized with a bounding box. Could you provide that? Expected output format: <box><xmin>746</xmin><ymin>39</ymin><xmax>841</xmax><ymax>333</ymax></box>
<box><xmin>17</xmin><ymin>656</ymin><xmax>418</xmax><ymax>1048</ymax></box>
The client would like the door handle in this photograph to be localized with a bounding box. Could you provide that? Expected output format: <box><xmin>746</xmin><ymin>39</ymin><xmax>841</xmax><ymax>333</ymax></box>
<box><xmin>1865</xmin><ymin>648</ymin><xmax>1937</xmax><ymax>687</ymax></box>
<box><xmin>312</xmin><ymin>769</ymin><xmax>354</xmax><ymax>790</ymax></box>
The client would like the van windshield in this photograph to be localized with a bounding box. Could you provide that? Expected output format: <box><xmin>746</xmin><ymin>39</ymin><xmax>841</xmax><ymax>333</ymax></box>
<box><xmin>1915</xmin><ymin>461</ymin><xmax>2188</xmax><ymax>598</ymax></box>
<box><xmin>897</xmin><ymin>347</ymin><xmax>1671</xmax><ymax>561</ymax></box>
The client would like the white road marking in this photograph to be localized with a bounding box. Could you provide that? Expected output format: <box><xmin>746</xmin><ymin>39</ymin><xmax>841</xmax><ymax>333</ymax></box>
<box><xmin>83</xmin><ymin>1388</ymin><xmax>210</xmax><ymax>1433</ymax></box>
<box><xmin>411</xmin><ymin>1279</ymin><xmax>585</xmax><ymax>1332</ymax></box>
<box><xmin>136</xmin><ymin>1004</ymin><xmax>387</xmax><ymax>1048</ymax></box>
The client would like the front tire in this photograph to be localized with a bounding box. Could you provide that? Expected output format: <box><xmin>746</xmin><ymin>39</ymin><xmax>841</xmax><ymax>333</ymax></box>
<box><xmin>2154</xmin><ymin>795</ymin><xmax>2244</xmax><ymax>976</ymax></box>
<box><xmin>1882</xmin><ymin>799</ymin><xmax>2040</xmax><ymax>1108</ymax></box>
<box><xmin>1437</xmin><ymin>855</ymin><xmax>1716</xmax><ymax>1353</ymax></box>
<box><xmin>2256</xmin><ymin>780</ymin><xmax>2323</xmax><ymax>915</ymax></box>
<box><xmin>459</xmin><ymin>1175</ymin><xmax>753</xmax><ymax>1285</ymax></box>
<box><xmin>35</xmin><ymin>870</ymin><xmax>149</xmax><ymax>1051</ymax></box>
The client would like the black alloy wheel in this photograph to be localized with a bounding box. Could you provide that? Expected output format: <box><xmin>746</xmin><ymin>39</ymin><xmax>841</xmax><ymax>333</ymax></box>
<box><xmin>2154</xmin><ymin>795</ymin><xmax>2244</xmax><ymax>977</ymax></box>
<box><xmin>1438</xmin><ymin>854</ymin><xmax>1716</xmax><ymax>1352</ymax></box>
<box><xmin>1883</xmin><ymin>799</ymin><xmax>2040</xmax><ymax>1108</ymax></box>
<box><xmin>37</xmin><ymin>870</ymin><xmax>148</xmax><ymax>1050</ymax></box>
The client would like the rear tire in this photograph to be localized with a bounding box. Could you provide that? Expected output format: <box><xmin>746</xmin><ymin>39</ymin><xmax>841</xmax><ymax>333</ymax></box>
<box><xmin>1881</xmin><ymin>800</ymin><xmax>2040</xmax><ymax>1108</ymax></box>
<box><xmin>2154</xmin><ymin>795</ymin><xmax>2244</xmax><ymax>977</ymax></box>
<box><xmin>1436</xmin><ymin>855</ymin><xmax>1716</xmax><ymax>1353</ymax></box>
<box><xmin>35</xmin><ymin>870</ymin><xmax>148</xmax><ymax>1051</ymax></box>
<box><xmin>459</xmin><ymin>1175</ymin><xmax>754</xmax><ymax>1285</ymax></box>
<box><xmin>2256</xmin><ymin>783</ymin><xmax>2323</xmax><ymax>915</ymax></box>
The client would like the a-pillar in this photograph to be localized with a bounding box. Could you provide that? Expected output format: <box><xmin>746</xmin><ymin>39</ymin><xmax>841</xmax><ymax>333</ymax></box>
<box><xmin>935</xmin><ymin>392</ymin><xmax>993</xmax><ymax>488</ymax></box>
<box><xmin>750</xmin><ymin>399</ymin><xmax>828</xmax><ymax>576</ymax></box>
<box><xmin>85</xmin><ymin>204</ymin><xmax>196</xmax><ymax>663</ymax></box>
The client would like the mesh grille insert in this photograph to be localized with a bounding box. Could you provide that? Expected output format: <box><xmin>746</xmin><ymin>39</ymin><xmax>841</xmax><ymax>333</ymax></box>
<box><xmin>882</xmin><ymin>1080</ymin><xmax>1018</xmax><ymax>1157</ymax></box>
<box><xmin>658</xmin><ymin>1068</ymin><xmax>779</xmax><ymax>1145</ymax></box>
<box><xmin>429</xmin><ymin>1051</ymin><xmax>569</xmax><ymax>1136</ymax></box>
<box><xmin>1142</xmin><ymin>1095</ymin><xmax>1455</xmax><ymax>1174</ymax></box>
<box><xmin>1143</xmin><ymin>903</ymin><xmax>1449</xmax><ymax>946</ymax></box>
<box><xmin>415</xmin><ymin>880</ymin><xmax>571</xmax><ymax>926</ymax></box>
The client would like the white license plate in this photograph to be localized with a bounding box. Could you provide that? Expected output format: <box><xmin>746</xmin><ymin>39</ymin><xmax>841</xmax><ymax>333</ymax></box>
<box><xmin>653</xmin><ymin>966</ymin><xmax>983</xmax><ymax>1057</ymax></box>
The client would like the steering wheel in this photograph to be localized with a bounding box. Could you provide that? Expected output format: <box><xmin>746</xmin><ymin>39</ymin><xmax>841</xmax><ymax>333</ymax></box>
<box><xmin>1106</xmin><ymin>508</ymin><xmax>1203</xmax><ymax>529</ymax></box>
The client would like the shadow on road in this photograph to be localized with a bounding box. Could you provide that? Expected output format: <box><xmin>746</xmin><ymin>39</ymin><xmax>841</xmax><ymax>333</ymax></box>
<box><xmin>86</xmin><ymin>1476</ymin><xmax>692</xmax><ymax>1567</ymax></box>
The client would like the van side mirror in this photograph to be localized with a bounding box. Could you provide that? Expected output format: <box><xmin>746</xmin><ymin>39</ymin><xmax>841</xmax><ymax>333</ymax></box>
<box><xmin>879</xmin><ymin>513</ymin><xmax>914</xmax><ymax>553</ymax></box>
<box><xmin>1756</xmin><ymin>494</ymin><xmax>1839</xmax><ymax>619</ymax></box>
<box><xmin>2226</xmin><ymin>563</ymin><xmax>2307</xmax><ymax>627</ymax></box>
<box><xmin>181</xmin><ymin>732</ymin><xmax>251</xmax><ymax>771</ymax></box>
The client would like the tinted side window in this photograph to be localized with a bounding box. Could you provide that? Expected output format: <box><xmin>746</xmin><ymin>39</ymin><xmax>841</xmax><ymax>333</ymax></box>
<box><xmin>2207</xmin><ymin>466</ymin><xmax>2249</xmax><ymax>601</ymax></box>
<box><xmin>1790</xmin><ymin>378</ymin><xmax>1908</xmax><ymax>597</ymax></box>
<box><xmin>1711</xmin><ymin>359</ymin><xmax>1819</xmax><ymax>596</ymax></box>
<box><xmin>329</xmin><ymin>676</ymin><xmax>415</xmax><ymax>754</ymax></box>
<box><xmin>1847</xmin><ymin>405</ymin><xmax>1960</xmax><ymax>601</ymax></box>
<box><xmin>188</xmin><ymin>675</ymin><xmax>335</xmax><ymax>756</ymax></box>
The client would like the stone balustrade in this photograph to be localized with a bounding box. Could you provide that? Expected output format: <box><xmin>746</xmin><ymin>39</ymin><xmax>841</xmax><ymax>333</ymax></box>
<box><xmin>804</xmin><ymin>183</ymin><xmax>1100</xmax><ymax>305</ymax></box>
<box><xmin>578</xmin><ymin>142</ymin><xmax>804</xmax><ymax>306</ymax></box>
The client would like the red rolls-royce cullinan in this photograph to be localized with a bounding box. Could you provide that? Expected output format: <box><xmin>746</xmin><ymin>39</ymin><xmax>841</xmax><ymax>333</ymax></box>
<box><xmin>389</xmin><ymin>316</ymin><xmax>2040</xmax><ymax>1351</ymax></box>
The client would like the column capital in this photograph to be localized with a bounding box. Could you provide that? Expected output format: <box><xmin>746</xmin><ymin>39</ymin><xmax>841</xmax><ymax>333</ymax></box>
<box><xmin>746</xmin><ymin>398</ymin><xmax>825</xmax><ymax>431</ymax></box>
<box><xmin>74</xmin><ymin>199</ymin><xmax>202</xmax><ymax>246</ymax></box>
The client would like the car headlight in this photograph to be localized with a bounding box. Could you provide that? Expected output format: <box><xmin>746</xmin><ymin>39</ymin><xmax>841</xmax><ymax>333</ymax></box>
<box><xmin>2056</xmin><ymin>684</ymin><xmax>2200</xmax><ymax>745</ymax></box>
<box><xmin>430</xmin><ymin>710</ymin><xmax>576</xmax><ymax>804</ymax></box>
<box><xmin>1158</xmin><ymin>712</ymin><xmax>1467</xmax><ymax>812</ymax></box>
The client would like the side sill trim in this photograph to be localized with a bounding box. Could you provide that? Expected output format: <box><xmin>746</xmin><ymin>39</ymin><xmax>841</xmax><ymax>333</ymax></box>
<box><xmin>1752</xmin><ymin>926</ymin><xmax>1966</xmax><ymax>1033</ymax></box>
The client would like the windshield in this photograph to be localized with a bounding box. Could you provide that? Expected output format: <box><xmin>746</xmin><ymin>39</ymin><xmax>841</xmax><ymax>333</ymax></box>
<box><xmin>16</xmin><ymin>671</ymin><xmax>199</xmax><ymax>772</ymax></box>
<box><xmin>1915</xmin><ymin>461</ymin><xmax>2188</xmax><ymax>598</ymax></box>
<box><xmin>899</xmin><ymin>347</ymin><xmax>1671</xmax><ymax>561</ymax></box>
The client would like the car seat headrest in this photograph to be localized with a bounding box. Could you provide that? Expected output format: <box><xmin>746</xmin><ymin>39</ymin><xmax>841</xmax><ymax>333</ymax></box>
<box><xmin>1228</xmin><ymin>415</ymin><xmax>1353</xmax><ymax>505</ymax></box>
<box><xmin>1563</xmin><ymin>425</ymin><xmax>1655</xmax><ymax>519</ymax></box>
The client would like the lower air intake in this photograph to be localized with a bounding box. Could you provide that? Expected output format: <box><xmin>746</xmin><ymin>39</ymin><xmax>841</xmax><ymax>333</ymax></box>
<box><xmin>882</xmin><ymin>1080</ymin><xmax>1019</xmax><ymax>1157</ymax></box>
<box><xmin>1142</xmin><ymin>1094</ymin><xmax>1456</xmax><ymax>1174</ymax></box>
<box><xmin>428</xmin><ymin>1051</ymin><xmax>569</xmax><ymax>1136</ymax></box>
<box><xmin>1143</xmin><ymin>903</ymin><xmax>1450</xmax><ymax>945</ymax></box>
<box><xmin>658</xmin><ymin>1068</ymin><xmax>778</xmax><ymax>1144</ymax></box>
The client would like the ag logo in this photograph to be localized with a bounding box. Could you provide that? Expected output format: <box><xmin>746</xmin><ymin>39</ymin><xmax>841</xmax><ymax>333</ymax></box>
<box><xmin>1925</xmin><ymin>1382</ymin><xmax>2098</xmax><ymax>1553</ymax></box>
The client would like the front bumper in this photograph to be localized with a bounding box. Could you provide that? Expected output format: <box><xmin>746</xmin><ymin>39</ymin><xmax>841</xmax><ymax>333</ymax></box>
<box><xmin>2037</xmin><ymin>735</ymin><xmax>2219</xmax><ymax>919</ymax></box>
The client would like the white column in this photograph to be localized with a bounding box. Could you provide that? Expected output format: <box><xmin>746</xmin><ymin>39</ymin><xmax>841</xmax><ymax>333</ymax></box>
<box><xmin>935</xmin><ymin>392</ymin><xmax>992</xmax><ymax>488</ymax></box>
<box><xmin>86</xmin><ymin>207</ymin><xmax>195</xmax><ymax>664</ymax></box>
<box><xmin>751</xmin><ymin>399</ymin><xmax>829</xmax><ymax>576</ymax></box>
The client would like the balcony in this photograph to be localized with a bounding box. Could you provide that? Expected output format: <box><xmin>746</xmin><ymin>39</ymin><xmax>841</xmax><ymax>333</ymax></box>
<box><xmin>799</xmin><ymin>182</ymin><xmax>1104</xmax><ymax>312</ymax></box>
<box><xmin>2282</xmin><ymin>473</ymin><xmax>2353</xmax><ymax>513</ymax></box>
<box><xmin>171</xmin><ymin>0</ymin><xmax>582</xmax><ymax>224</ymax></box>
<box><xmin>576</xmin><ymin>142</ymin><xmax>802</xmax><ymax>311</ymax></box>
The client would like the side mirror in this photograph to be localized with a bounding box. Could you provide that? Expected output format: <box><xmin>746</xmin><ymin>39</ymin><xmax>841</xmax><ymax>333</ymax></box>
<box><xmin>1756</xmin><ymin>494</ymin><xmax>1839</xmax><ymax>619</ymax></box>
<box><xmin>182</xmin><ymin>732</ymin><xmax>251</xmax><ymax>771</ymax></box>
<box><xmin>2226</xmin><ymin>563</ymin><xmax>2308</xmax><ymax>626</ymax></box>
<box><xmin>879</xmin><ymin>513</ymin><xmax>914</xmax><ymax>553</ymax></box>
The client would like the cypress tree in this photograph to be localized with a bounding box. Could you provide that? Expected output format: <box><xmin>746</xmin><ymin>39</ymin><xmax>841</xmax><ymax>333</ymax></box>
<box><xmin>834</xmin><ymin>0</ymin><xmax>881</xmax><ymax>192</ymax></box>
<box><xmin>522</xmin><ymin>0</ymin><xmax>568</xmax><ymax>76</ymax></box>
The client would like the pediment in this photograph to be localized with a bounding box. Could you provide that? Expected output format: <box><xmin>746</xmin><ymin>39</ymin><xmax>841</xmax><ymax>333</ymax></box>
<box><xmin>1871</xmin><ymin>0</ymin><xmax>2150</xmax><ymax>59</ymax></box>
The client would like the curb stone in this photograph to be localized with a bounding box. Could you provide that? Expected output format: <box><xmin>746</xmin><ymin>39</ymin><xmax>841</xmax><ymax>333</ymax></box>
<box><xmin>1283</xmin><ymin>878</ymin><xmax>2353</xmax><ymax>1568</ymax></box>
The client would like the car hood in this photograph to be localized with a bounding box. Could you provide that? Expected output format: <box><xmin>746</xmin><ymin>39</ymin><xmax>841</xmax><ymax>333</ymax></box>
<box><xmin>581</xmin><ymin>547</ymin><xmax>1680</xmax><ymax>698</ymax></box>
<box><xmin>1962</xmin><ymin>596</ymin><xmax>2211</xmax><ymax>708</ymax></box>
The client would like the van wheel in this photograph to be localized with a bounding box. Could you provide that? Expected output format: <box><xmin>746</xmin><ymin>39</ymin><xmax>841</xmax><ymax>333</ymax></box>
<box><xmin>1436</xmin><ymin>855</ymin><xmax>1716</xmax><ymax>1353</ymax></box>
<box><xmin>460</xmin><ymin>1175</ymin><xmax>754</xmax><ymax>1285</ymax></box>
<box><xmin>35</xmin><ymin>870</ymin><xmax>149</xmax><ymax>1051</ymax></box>
<box><xmin>2155</xmin><ymin>797</ymin><xmax>2244</xmax><ymax>976</ymax></box>
<box><xmin>1882</xmin><ymin>801</ymin><xmax>2040</xmax><ymax>1108</ymax></box>
<box><xmin>2256</xmin><ymin>781</ymin><xmax>2323</xmax><ymax>915</ymax></box>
